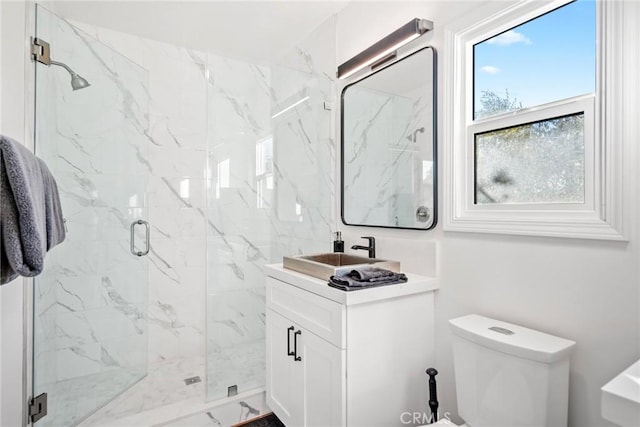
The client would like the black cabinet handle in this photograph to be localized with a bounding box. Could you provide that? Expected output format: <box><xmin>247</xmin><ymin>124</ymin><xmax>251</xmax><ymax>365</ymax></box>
<box><xmin>293</xmin><ymin>330</ymin><xmax>302</xmax><ymax>361</ymax></box>
<box><xmin>287</xmin><ymin>326</ymin><xmax>295</xmax><ymax>356</ymax></box>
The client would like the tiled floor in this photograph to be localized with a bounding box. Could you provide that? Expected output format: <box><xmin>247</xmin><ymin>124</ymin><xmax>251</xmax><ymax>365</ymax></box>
<box><xmin>206</xmin><ymin>340</ymin><xmax>265</xmax><ymax>400</ymax></box>
<box><xmin>40</xmin><ymin>339</ymin><xmax>266</xmax><ymax>427</ymax></box>
<box><xmin>37</xmin><ymin>368</ymin><xmax>143</xmax><ymax>427</ymax></box>
<box><xmin>80</xmin><ymin>357</ymin><xmax>206</xmax><ymax>426</ymax></box>
<box><xmin>158</xmin><ymin>392</ymin><xmax>268</xmax><ymax>427</ymax></box>
<box><xmin>70</xmin><ymin>353</ymin><xmax>267</xmax><ymax>427</ymax></box>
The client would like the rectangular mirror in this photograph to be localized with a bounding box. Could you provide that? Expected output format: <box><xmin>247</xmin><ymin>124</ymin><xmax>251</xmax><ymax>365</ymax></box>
<box><xmin>341</xmin><ymin>47</ymin><xmax>437</xmax><ymax>230</ymax></box>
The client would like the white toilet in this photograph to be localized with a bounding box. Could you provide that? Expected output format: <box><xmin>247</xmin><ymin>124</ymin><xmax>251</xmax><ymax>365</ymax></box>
<box><xmin>433</xmin><ymin>314</ymin><xmax>576</xmax><ymax>427</ymax></box>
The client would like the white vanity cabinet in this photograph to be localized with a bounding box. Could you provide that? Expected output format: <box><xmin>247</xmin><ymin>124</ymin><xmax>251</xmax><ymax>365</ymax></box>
<box><xmin>265</xmin><ymin>264</ymin><xmax>438</xmax><ymax>427</ymax></box>
<box><xmin>266</xmin><ymin>308</ymin><xmax>345</xmax><ymax>427</ymax></box>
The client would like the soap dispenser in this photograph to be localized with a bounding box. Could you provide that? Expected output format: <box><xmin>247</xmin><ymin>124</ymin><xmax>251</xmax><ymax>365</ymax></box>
<box><xmin>333</xmin><ymin>231</ymin><xmax>344</xmax><ymax>253</ymax></box>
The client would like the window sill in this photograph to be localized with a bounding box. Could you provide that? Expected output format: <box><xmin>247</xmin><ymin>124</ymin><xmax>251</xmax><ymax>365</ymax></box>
<box><xmin>444</xmin><ymin>214</ymin><xmax>627</xmax><ymax>241</ymax></box>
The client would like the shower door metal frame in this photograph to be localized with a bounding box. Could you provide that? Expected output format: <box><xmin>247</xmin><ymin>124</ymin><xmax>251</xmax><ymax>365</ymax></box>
<box><xmin>9</xmin><ymin>2</ymin><xmax>39</xmax><ymax>426</ymax></box>
<box><xmin>23</xmin><ymin>2</ymin><xmax>37</xmax><ymax>426</ymax></box>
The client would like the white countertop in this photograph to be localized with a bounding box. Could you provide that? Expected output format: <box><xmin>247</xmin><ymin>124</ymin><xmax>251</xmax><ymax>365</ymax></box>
<box><xmin>265</xmin><ymin>263</ymin><xmax>438</xmax><ymax>306</ymax></box>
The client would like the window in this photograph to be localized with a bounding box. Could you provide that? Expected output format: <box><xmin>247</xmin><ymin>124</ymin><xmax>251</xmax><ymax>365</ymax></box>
<box><xmin>474</xmin><ymin>112</ymin><xmax>586</xmax><ymax>205</ymax></box>
<box><xmin>444</xmin><ymin>0</ymin><xmax>630</xmax><ymax>240</ymax></box>
<box><xmin>216</xmin><ymin>158</ymin><xmax>230</xmax><ymax>199</ymax></box>
<box><xmin>473</xmin><ymin>1</ymin><xmax>596</xmax><ymax>119</ymax></box>
<box><xmin>255</xmin><ymin>137</ymin><xmax>273</xmax><ymax>209</ymax></box>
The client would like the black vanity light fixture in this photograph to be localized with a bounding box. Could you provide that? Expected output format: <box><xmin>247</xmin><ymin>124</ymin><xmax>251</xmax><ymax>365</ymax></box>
<box><xmin>337</xmin><ymin>18</ymin><xmax>433</xmax><ymax>79</ymax></box>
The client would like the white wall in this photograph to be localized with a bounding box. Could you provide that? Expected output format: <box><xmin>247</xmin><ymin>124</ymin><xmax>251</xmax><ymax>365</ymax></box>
<box><xmin>0</xmin><ymin>1</ymin><xmax>34</xmax><ymax>425</ymax></box>
<box><xmin>46</xmin><ymin>1</ymin><xmax>348</xmax><ymax>62</ymax></box>
<box><xmin>336</xmin><ymin>2</ymin><xmax>640</xmax><ymax>427</ymax></box>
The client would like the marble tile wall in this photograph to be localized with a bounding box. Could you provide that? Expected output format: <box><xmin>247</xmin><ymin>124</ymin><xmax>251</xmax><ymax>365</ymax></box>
<box><xmin>204</xmin><ymin>53</ymin><xmax>272</xmax><ymax>399</ymax></box>
<box><xmin>33</xmin><ymin>7</ymin><xmax>151</xmax><ymax>427</ymax></box>
<box><xmin>270</xmin><ymin>16</ymin><xmax>336</xmax><ymax>257</ymax></box>
<box><xmin>70</xmin><ymin>19</ymin><xmax>209</xmax><ymax>367</ymax></box>
<box><xmin>204</xmin><ymin>17</ymin><xmax>336</xmax><ymax>399</ymax></box>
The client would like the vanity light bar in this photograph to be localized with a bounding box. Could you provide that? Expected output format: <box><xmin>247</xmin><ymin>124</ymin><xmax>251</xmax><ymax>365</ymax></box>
<box><xmin>337</xmin><ymin>18</ymin><xmax>433</xmax><ymax>80</ymax></box>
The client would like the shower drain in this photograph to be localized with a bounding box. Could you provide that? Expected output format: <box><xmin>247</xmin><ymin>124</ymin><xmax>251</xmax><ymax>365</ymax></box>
<box><xmin>184</xmin><ymin>376</ymin><xmax>202</xmax><ymax>385</ymax></box>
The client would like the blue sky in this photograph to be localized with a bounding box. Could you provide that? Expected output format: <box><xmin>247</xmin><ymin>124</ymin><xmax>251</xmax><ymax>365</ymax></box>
<box><xmin>474</xmin><ymin>0</ymin><xmax>596</xmax><ymax>115</ymax></box>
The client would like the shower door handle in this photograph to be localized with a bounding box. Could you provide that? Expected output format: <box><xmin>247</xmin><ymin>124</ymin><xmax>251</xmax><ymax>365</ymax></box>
<box><xmin>130</xmin><ymin>219</ymin><xmax>150</xmax><ymax>257</ymax></box>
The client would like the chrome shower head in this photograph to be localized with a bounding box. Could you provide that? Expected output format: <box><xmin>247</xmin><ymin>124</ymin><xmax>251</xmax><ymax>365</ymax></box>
<box><xmin>70</xmin><ymin>73</ymin><xmax>91</xmax><ymax>91</ymax></box>
<box><xmin>50</xmin><ymin>60</ymin><xmax>91</xmax><ymax>91</ymax></box>
<box><xmin>407</xmin><ymin>127</ymin><xmax>426</xmax><ymax>143</ymax></box>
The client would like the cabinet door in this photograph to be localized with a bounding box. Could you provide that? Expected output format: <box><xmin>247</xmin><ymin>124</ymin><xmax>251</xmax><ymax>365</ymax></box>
<box><xmin>266</xmin><ymin>308</ymin><xmax>303</xmax><ymax>426</ymax></box>
<box><xmin>299</xmin><ymin>329</ymin><xmax>346</xmax><ymax>427</ymax></box>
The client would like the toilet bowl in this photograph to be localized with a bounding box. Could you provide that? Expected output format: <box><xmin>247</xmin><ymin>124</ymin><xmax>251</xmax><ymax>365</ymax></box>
<box><xmin>431</xmin><ymin>419</ymin><xmax>461</xmax><ymax>426</ymax></box>
<box><xmin>430</xmin><ymin>314</ymin><xmax>575</xmax><ymax>427</ymax></box>
<box><xmin>431</xmin><ymin>419</ymin><xmax>464</xmax><ymax>426</ymax></box>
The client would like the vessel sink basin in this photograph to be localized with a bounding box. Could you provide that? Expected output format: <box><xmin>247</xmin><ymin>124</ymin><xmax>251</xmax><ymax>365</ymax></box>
<box><xmin>283</xmin><ymin>253</ymin><xmax>400</xmax><ymax>281</ymax></box>
<box><xmin>300</xmin><ymin>253</ymin><xmax>379</xmax><ymax>266</ymax></box>
<box><xmin>601</xmin><ymin>360</ymin><xmax>640</xmax><ymax>426</ymax></box>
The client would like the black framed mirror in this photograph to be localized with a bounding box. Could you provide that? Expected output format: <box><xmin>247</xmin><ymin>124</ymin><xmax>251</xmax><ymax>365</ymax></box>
<box><xmin>341</xmin><ymin>47</ymin><xmax>437</xmax><ymax>230</ymax></box>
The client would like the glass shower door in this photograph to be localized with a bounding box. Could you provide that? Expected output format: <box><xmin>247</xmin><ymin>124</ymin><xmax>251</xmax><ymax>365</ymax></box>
<box><xmin>32</xmin><ymin>6</ymin><xmax>150</xmax><ymax>426</ymax></box>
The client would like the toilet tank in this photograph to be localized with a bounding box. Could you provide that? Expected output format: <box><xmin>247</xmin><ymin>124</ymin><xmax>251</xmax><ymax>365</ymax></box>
<box><xmin>449</xmin><ymin>315</ymin><xmax>575</xmax><ymax>427</ymax></box>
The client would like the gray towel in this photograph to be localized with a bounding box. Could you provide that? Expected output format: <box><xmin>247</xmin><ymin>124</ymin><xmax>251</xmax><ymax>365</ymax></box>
<box><xmin>328</xmin><ymin>267</ymin><xmax>408</xmax><ymax>291</ymax></box>
<box><xmin>328</xmin><ymin>275</ymin><xmax>408</xmax><ymax>291</ymax></box>
<box><xmin>1</xmin><ymin>135</ymin><xmax>65</xmax><ymax>284</ymax></box>
<box><xmin>348</xmin><ymin>267</ymin><xmax>398</xmax><ymax>282</ymax></box>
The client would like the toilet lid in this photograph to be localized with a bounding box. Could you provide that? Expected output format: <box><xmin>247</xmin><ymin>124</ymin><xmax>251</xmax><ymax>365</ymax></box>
<box><xmin>449</xmin><ymin>314</ymin><xmax>575</xmax><ymax>363</ymax></box>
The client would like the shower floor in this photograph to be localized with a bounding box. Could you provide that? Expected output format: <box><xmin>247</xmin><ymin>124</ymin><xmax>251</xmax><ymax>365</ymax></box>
<box><xmin>38</xmin><ymin>369</ymin><xmax>143</xmax><ymax>427</ymax></box>
<box><xmin>75</xmin><ymin>339</ymin><xmax>265</xmax><ymax>426</ymax></box>
<box><xmin>79</xmin><ymin>357</ymin><xmax>206</xmax><ymax>426</ymax></box>
<box><xmin>206</xmin><ymin>340</ymin><xmax>266</xmax><ymax>401</ymax></box>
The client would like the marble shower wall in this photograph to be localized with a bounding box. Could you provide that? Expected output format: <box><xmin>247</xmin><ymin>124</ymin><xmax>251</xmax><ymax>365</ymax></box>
<box><xmin>70</xmin><ymin>21</ymin><xmax>209</xmax><ymax>366</ymax></box>
<box><xmin>270</xmin><ymin>16</ymin><xmax>336</xmax><ymax>257</ymax></box>
<box><xmin>33</xmin><ymin>7</ymin><xmax>150</xmax><ymax>426</ymax></box>
<box><xmin>205</xmin><ymin>53</ymin><xmax>272</xmax><ymax>399</ymax></box>
<box><xmin>204</xmin><ymin>17</ymin><xmax>336</xmax><ymax>399</ymax></box>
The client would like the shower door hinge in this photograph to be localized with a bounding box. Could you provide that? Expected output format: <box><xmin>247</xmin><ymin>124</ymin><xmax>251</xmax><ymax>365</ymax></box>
<box><xmin>28</xmin><ymin>393</ymin><xmax>48</xmax><ymax>423</ymax></box>
<box><xmin>31</xmin><ymin>37</ymin><xmax>51</xmax><ymax>65</ymax></box>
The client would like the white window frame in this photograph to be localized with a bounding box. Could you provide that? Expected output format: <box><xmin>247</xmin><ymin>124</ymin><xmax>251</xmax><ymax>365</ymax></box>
<box><xmin>444</xmin><ymin>0</ymin><xmax>630</xmax><ymax>240</ymax></box>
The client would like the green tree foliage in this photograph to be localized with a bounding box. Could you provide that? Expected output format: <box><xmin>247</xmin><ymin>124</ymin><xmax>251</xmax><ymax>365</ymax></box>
<box><xmin>475</xmin><ymin>89</ymin><xmax>523</xmax><ymax>119</ymax></box>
